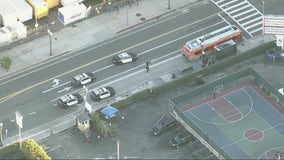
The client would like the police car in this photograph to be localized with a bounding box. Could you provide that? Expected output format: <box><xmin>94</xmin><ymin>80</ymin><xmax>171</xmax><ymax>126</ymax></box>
<box><xmin>112</xmin><ymin>52</ymin><xmax>138</xmax><ymax>64</ymax></box>
<box><xmin>71</xmin><ymin>72</ymin><xmax>96</xmax><ymax>87</ymax></box>
<box><xmin>90</xmin><ymin>86</ymin><xmax>115</xmax><ymax>101</ymax></box>
<box><xmin>57</xmin><ymin>93</ymin><xmax>83</xmax><ymax>108</ymax></box>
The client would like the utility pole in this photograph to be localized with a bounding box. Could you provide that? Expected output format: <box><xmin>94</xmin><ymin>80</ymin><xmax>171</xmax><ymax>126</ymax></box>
<box><xmin>15</xmin><ymin>111</ymin><xmax>23</xmax><ymax>150</ymax></box>
<box><xmin>0</xmin><ymin>123</ymin><xmax>3</xmax><ymax>146</ymax></box>
<box><xmin>116</xmin><ymin>139</ymin><xmax>122</xmax><ymax>160</ymax></box>
<box><xmin>47</xmin><ymin>29</ymin><xmax>53</xmax><ymax>56</ymax></box>
<box><xmin>167</xmin><ymin>0</ymin><xmax>171</xmax><ymax>10</ymax></box>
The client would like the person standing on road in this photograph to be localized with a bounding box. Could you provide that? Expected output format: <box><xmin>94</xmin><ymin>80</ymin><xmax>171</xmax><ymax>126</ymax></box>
<box><xmin>146</xmin><ymin>61</ymin><xmax>150</xmax><ymax>73</ymax></box>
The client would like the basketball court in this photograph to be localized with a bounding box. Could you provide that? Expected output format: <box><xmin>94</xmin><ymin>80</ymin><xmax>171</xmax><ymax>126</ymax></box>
<box><xmin>170</xmin><ymin>68</ymin><xmax>284</xmax><ymax>159</ymax></box>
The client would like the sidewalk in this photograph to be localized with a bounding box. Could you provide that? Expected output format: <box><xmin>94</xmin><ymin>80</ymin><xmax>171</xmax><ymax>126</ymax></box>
<box><xmin>0</xmin><ymin>0</ymin><xmax>201</xmax><ymax>148</ymax></box>
<box><xmin>0</xmin><ymin>0</ymin><xmax>199</xmax><ymax>77</ymax></box>
<box><xmin>0</xmin><ymin>0</ymin><xmax>277</xmax><ymax>150</ymax></box>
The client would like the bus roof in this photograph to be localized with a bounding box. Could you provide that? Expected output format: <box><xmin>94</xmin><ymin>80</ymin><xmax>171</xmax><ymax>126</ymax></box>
<box><xmin>185</xmin><ymin>25</ymin><xmax>240</xmax><ymax>51</ymax></box>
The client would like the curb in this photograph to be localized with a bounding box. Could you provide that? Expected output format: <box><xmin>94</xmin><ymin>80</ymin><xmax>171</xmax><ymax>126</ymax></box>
<box><xmin>116</xmin><ymin>9</ymin><xmax>176</xmax><ymax>34</ymax></box>
<box><xmin>116</xmin><ymin>0</ymin><xmax>201</xmax><ymax>34</ymax></box>
<box><xmin>0</xmin><ymin>0</ymin><xmax>202</xmax><ymax>79</ymax></box>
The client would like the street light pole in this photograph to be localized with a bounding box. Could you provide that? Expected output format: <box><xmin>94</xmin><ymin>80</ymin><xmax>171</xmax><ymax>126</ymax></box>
<box><xmin>83</xmin><ymin>85</ymin><xmax>92</xmax><ymax>113</ymax></box>
<box><xmin>35</xmin><ymin>16</ymin><xmax>38</xmax><ymax>34</ymax></box>
<box><xmin>262</xmin><ymin>0</ymin><xmax>264</xmax><ymax>34</ymax></box>
<box><xmin>15</xmin><ymin>111</ymin><xmax>23</xmax><ymax>150</ymax></box>
<box><xmin>167</xmin><ymin>0</ymin><xmax>171</xmax><ymax>10</ymax></box>
<box><xmin>0</xmin><ymin>123</ymin><xmax>3</xmax><ymax>146</ymax></box>
<box><xmin>116</xmin><ymin>139</ymin><xmax>122</xmax><ymax>160</ymax></box>
<box><xmin>126</xmin><ymin>12</ymin><xmax>128</xmax><ymax>26</ymax></box>
<box><xmin>47</xmin><ymin>29</ymin><xmax>53</xmax><ymax>56</ymax></box>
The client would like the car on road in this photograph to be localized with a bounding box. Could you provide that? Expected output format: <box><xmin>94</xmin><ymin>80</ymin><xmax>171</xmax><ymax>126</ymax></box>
<box><xmin>151</xmin><ymin>112</ymin><xmax>176</xmax><ymax>136</ymax></box>
<box><xmin>57</xmin><ymin>93</ymin><xmax>83</xmax><ymax>108</ymax></box>
<box><xmin>71</xmin><ymin>72</ymin><xmax>96</xmax><ymax>87</ymax></box>
<box><xmin>169</xmin><ymin>130</ymin><xmax>194</xmax><ymax>147</ymax></box>
<box><xmin>90</xmin><ymin>86</ymin><xmax>115</xmax><ymax>101</ymax></box>
<box><xmin>112</xmin><ymin>52</ymin><xmax>138</xmax><ymax>64</ymax></box>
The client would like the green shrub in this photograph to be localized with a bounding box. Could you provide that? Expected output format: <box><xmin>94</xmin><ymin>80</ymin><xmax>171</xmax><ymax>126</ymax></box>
<box><xmin>0</xmin><ymin>143</ymin><xmax>19</xmax><ymax>157</ymax></box>
<box><xmin>90</xmin><ymin>111</ymin><xmax>117</xmax><ymax>137</ymax></box>
<box><xmin>111</xmin><ymin>41</ymin><xmax>275</xmax><ymax>108</ymax></box>
<box><xmin>0</xmin><ymin>57</ymin><xmax>12</xmax><ymax>71</ymax></box>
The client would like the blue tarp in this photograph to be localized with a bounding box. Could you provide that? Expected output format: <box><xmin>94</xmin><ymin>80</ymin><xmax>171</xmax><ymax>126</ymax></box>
<box><xmin>100</xmin><ymin>105</ymin><xmax>119</xmax><ymax>118</ymax></box>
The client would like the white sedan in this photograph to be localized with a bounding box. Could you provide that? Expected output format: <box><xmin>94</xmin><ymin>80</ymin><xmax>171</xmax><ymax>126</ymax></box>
<box><xmin>71</xmin><ymin>72</ymin><xmax>96</xmax><ymax>87</ymax></box>
<box><xmin>112</xmin><ymin>52</ymin><xmax>138</xmax><ymax>64</ymax></box>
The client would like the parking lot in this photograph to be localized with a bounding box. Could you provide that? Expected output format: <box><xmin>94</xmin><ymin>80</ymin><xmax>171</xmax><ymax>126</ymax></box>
<box><xmin>40</xmin><ymin>79</ymin><xmax>216</xmax><ymax>159</ymax></box>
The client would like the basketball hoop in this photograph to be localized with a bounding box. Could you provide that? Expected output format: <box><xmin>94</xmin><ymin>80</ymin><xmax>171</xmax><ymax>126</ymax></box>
<box><xmin>214</xmin><ymin>84</ymin><xmax>223</xmax><ymax>94</ymax></box>
<box><xmin>213</xmin><ymin>84</ymin><xmax>223</xmax><ymax>100</ymax></box>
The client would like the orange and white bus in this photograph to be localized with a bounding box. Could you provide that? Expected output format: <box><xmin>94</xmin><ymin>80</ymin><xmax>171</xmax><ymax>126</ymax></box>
<box><xmin>182</xmin><ymin>25</ymin><xmax>242</xmax><ymax>61</ymax></box>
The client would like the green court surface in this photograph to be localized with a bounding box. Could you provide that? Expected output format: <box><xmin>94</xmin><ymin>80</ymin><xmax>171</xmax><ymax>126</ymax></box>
<box><xmin>213</xmin><ymin>108</ymin><xmax>283</xmax><ymax>158</ymax></box>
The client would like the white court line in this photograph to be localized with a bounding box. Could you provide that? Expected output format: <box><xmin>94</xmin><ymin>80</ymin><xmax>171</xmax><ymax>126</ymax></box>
<box><xmin>221</xmin><ymin>123</ymin><xmax>283</xmax><ymax>149</ymax></box>
<box><xmin>247</xmin><ymin>86</ymin><xmax>284</xmax><ymax>117</ymax></box>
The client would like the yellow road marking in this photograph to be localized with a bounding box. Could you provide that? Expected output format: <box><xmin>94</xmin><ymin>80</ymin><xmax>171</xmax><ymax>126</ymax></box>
<box><xmin>0</xmin><ymin>13</ymin><xmax>220</xmax><ymax>104</ymax></box>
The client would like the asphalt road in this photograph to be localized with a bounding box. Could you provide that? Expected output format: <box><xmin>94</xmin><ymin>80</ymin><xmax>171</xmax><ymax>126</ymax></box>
<box><xmin>1</xmin><ymin>0</ymin><xmax>280</xmax><ymax>159</ymax></box>
<box><xmin>0</xmin><ymin>1</ymin><xmax>230</xmax><ymax>138</ymax></box>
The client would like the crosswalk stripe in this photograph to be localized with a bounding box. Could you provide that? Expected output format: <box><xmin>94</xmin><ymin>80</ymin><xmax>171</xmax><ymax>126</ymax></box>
<box><xmin>238</xmin><ymin>12</ymin><xmax>260</xmax><ymax>21</ymax></box>
<box><xmin>250</xmin><ymin>27</ymin><xmax>263</xmax><ymax>35</ymax></box>
<box><xmin>219</xmin><ymin>0</ymin><xmax>239</xmax><ymax>8</ymax></box>
<box><xmin>211</xmin><ymin>0</ymin><xmax>263</xmax><ymax>37</ymax></box>
<box><xmin>246</xmin><ymin>21</ymin><xmax>262</xmax><ymax>30</ymax></box>
<box><xmin>229</xmin><ymin>5</ymin><xmax>252</xmax><ymax>15</ymax></box>
<box><xmin>223</xmin><ymin>1</ymin><xmax>247</xmax><ymax>12</ymax></box>
<box><xmin>232</xmin><ymin>8</ymin><xmax>255</xmax><ymax>18</ymax></box>
<box><xmin>242</xmin><ymin>17</ymin><xmax>262</xmax><ymax>27</ymax></box>
<box><xmin>215</xmin><ymin>0</ymin><xmax>228</xmax><ymax>5</ymax></box>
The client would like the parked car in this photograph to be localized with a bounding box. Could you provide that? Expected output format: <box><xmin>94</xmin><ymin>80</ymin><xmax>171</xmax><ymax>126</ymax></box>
<box><xmin>151</xmin><ymin>113</ymin><xmax>176</xmax><ymax>136</ymax></box>
<box><xmin>57</xmin><ymin>93</ymin><xmax>83</xmax><ymax>108</ymax></box>
<box><xmin>90</xmin><ymin>86</ymin><xmax>115</xmax><ymax>101</ymax></box>
<box><xmin>71</xmin><ymin>72</ymin><xmax>96</xmax><ymax>87</ymax></box>
<box><xmin>112</xmin><ymin>52</ymin><xmax>138</xmax><ymax>64</ymax></box>
<box><xmin>169</xmin><ymin>130</ymin><xmax>193</xmax><ymax>147</ymax></box>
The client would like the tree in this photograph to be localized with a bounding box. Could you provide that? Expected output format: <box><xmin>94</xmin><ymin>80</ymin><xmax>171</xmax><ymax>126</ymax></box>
<box><xmin>0</xmin><ymin>57</ymin><xmax>12</xmax><ymax>72</ymax></box>
<box><xmin>90</xmin><ymin>111</ymin><xmax>117</xmax><ymax>137</ymax></box>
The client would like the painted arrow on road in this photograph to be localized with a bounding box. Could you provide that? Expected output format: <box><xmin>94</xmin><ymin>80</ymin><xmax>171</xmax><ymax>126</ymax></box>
<box><xmin>57</xmin><ymin>87</ymin><xmax>71</xmax><ymax>93</ymax></box>
<box><xmin>52</xmin><ymin>79</ymin><xmax>60</xmax><ymax>87</ymax></box>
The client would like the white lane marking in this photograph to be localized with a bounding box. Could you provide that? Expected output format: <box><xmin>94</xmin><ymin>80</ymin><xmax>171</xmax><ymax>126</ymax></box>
<box><xmin>0</xmin><ymin>7</ymin><xmax>189</xmax><ymax>85</ymax></box>
<box><xmin>42</xmin><ymin>65</ymin><xmax>112</xmax><ymax>93</ymax></box>
<box><xmin>182</xmin><ymin>9</ymin><xmax>190</xmax><ymax>13</ymax></box>
<box><xmin>217</xmin><ymin>13</ymin><xmax>230</xmax><ymax>25</ymax></box>
<box><xmin>57</xmin><ymin>87</ymin><xmax>71</xmax><ymax>93</ymax></box>
<box><xmin>52</xmin><ymin>79</ymin><xmax>60</xmax><ymax>87</ymax></box>
<box><xmin>50</xmin><ymin>51</ymin><xmax>182</xmax><ymax>102</ymax></box>
<box><xmin>29</xmin><ymin>112</ymin><xmax>36</xmax><ymax>115</ymax></box>
<box><xmin>44</xmin><ymin>21</ymin><xmax>225</xmax><ymax>94</ymax></box>
<box><xmin>43</xmin><ymin>81</ymin><xmax>70</xmax><ymax>93</ymax></box>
